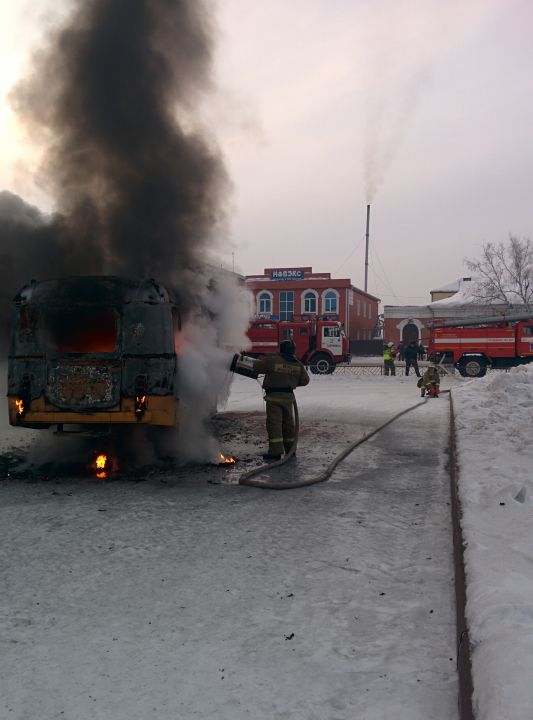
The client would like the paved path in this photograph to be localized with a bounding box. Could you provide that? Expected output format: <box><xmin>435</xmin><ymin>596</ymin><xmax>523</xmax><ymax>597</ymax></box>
<box><xmin>1</xmin><ymin>376</ymin><xmax>458</xmax><ymax>719</ymax></box>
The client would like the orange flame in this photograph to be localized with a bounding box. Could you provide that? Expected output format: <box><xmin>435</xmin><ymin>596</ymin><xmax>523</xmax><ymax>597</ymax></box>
<box><xmin>95</xmin><ymin>454</ymin><xmax>107</xmax><ymax>478</ymax></box>
<box><xmin>219</xmin><ymin>453</ymin><xmax>236</xmax><ymax>464</ymax></box>
<box><xmin>135</xmin><ymin>396</ymin><xmax>146</xmax><ymax>416</ymax></box>
<box><xmin>15</xmin><ymin>399</ymin><xmax>24</xmax><ymax>415</ymax></box>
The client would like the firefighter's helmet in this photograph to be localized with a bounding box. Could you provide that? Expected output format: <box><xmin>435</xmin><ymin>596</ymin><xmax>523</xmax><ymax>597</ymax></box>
<box><xmin>280</xmin><ymin>339</ymin><xmax>296</xmax><ymax>355</ymax></box>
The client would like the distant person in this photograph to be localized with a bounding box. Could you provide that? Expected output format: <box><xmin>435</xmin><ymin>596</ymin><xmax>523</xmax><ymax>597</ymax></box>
<box><xmin>420</xmin><ymin>365</ymin><xmax>441</xmax><ymax>398</ymax></box>
<box><xmin>404</xmin><ymin>340</ymin><xmax>421</xmax><ymax>377</ymax></box>
<box><xmin>417</xmin><ymin>342</ymin><xmax>425</xmax><ymax>361</ymax></box>
<box><xmin>383</xmin><ymin>342</ymin><xmax>399</xmax><ymax>376</ymax></box>
<box><xmin>397</xmin><ymin>342</ymin><xmax>405</xmax><ymax>360</ymax></box>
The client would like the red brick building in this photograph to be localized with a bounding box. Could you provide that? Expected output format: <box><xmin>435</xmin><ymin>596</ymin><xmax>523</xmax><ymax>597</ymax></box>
<box><xmin>245</xmin><ymin>267</ymin><xmax>380</xmax><ymax>341</ymax></box>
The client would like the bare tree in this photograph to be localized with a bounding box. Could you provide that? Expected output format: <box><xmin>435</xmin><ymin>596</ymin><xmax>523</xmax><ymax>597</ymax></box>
<box><xmin>465</xmin><ymin>235</ymin><xmax>533</xmax><ymax>308</ymax></box>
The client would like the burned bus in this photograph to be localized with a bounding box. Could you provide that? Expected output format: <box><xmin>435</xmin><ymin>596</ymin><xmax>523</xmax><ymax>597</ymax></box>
<box><xmin>8</xmin><ymin>276</ymin><xmax>180</xmax><ymax>434</ymax></box>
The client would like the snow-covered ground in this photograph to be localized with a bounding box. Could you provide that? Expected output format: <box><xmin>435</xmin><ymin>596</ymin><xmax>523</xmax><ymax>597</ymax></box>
<box><xmin>452</xmin><ymin>367</ymin><xmax>533</xmax><ymax>720</ymax></box>
<box><xmin>1</xmin><ymin>374</ymin><xmax>459</xmax><ymax>719</ymax></box>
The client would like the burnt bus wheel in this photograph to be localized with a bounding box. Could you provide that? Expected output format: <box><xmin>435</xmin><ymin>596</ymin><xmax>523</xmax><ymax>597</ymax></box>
<box><xmin>458</xmin><ymin>357</ymin><xmax>487</xmax><ymax>378</ymax></box>
<box><xmin>310</xmin><ymin>353</ymin><xmax>334</xmax><ymax>375</ymax></box>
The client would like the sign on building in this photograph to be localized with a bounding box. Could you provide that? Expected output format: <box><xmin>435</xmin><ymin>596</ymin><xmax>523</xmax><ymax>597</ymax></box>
<box><xmin>270</xmin><ymin>269</ymin><xmax>304</xmax><ymax>280</ymax></box>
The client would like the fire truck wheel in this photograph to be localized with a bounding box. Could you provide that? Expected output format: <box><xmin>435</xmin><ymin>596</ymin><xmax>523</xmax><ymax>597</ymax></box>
<box><xmin>458</xmin><ymin>357</ymin><xmax>487</xmax><ymax>377</ymax></box>
<box><xmin>310</xmin><ymin>353</ymin><xmax>335</xmax><ymax>375</ymax></box>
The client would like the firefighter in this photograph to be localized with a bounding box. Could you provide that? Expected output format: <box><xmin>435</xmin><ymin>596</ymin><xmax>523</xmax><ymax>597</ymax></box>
<box><xmin>252</xmin><ymin>340</ymin><xmax>310</xmax><ymax>461</ymax></box>
<box><xmin>404</xmin><ymin>340</ymin><xmax>421</xmax><ymax>377</ymax></box>
<box><xmin>420</xmin><ymin>364</ymin><xmax>441</xmax><ymax>398</ymax></box>
<box><xmin>383</xmin><ymin>342</ymin><xmax>399</xmax><ymax>376</ymax></box>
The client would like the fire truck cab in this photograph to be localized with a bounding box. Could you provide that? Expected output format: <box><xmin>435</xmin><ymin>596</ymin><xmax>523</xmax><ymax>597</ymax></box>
<box><xmin>246</xmin><ymin>317</ymin><xmax>350</xmax><ymax>374</ymax></box>
<box><xmin>8</xmin><ymin>276</ymin><xmax>180</xmax><ymax>433</ymax></box>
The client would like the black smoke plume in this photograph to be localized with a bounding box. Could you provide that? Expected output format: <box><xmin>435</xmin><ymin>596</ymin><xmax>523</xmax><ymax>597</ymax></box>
<box><xmin>0</xmin><ymin>0</ymin><xmax>252</xmax><ymax>468</ymax></box>
<box><xmin>0</xmin><ymin>0</ymin><xmax>229</xmax><ymax>345</ymax></box>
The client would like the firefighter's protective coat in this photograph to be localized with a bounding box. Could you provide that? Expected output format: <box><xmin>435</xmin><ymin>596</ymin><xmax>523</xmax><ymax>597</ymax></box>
<box><xmin>253</xmin><ymin>354</ymin><xmax>309</xmax><ymax>455</ymax></box>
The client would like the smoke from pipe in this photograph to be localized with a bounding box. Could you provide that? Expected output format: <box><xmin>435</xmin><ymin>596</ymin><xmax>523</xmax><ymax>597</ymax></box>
<box><xmin>363</xmin><ymin>65</ymin><xmax>431</xmax><ymax>204</ymax></box>
<box><xmin>0</xmin><ymin>0</ymin><xmax>251</xmax><ymax>466</ymax></box>
<box><xmin>359</xmin><ymin>0</ymin><xmax>470</xmax><ymax>203</ymax></box>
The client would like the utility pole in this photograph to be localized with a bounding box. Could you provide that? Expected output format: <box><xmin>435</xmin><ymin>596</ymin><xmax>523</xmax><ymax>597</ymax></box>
<box><xmin>364</xmin><ymin>204</ymin><xmax>370</xmax><ymax>293</ymax></box>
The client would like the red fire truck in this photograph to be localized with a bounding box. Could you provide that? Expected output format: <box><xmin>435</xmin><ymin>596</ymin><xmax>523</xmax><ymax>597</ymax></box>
<box><xmin>245</xmin><ymin>317</ymin><xmax>350</xmax><ymax>374</ymax></box>
<box><xmin>428</xmin><ymin>312</ymin><xmax>533</xmax><ymax>377</ymax></box>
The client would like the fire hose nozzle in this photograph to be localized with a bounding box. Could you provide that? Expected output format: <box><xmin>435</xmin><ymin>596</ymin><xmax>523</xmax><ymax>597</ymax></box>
<box><xmin>230</xmin><ymin>353</ymin><xmax>259</xmax><ymax>380</ymax></box>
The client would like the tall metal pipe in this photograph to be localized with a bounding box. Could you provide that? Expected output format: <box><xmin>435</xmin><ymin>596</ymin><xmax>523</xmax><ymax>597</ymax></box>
<box><xmin>364</xmin><ymin>204</ymin><xmax>370</xmax><ymax>293</ymax></box>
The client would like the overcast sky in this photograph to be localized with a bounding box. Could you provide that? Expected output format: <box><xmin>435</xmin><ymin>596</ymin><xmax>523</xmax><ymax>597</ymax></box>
<box><xmin>1</xmin><ymin>0</ymin><xmax>532</xmax><ymax>306</ymax></box>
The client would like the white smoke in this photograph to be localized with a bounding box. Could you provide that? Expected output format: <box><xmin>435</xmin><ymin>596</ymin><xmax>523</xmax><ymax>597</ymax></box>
<box><xmin>363</xmin><ymin>65</ymin><xmax>432</xmax><ymax>204</ymax></box>
<box><xmin>171</xmin><ymin>266</ymin><xmax>253</xmax><ymax>464</ymax></box>
<box><xmin>360</xmin><ymin>0</ymin><xmax>482</xmax><ymax>203</ymax></box>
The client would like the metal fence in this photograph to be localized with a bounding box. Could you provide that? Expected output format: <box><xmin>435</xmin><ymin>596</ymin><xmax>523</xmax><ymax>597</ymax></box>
<box><xmin>333</xmin><ymin>364</ymin><xmax>514</xmax><ymax>377</ymax></box>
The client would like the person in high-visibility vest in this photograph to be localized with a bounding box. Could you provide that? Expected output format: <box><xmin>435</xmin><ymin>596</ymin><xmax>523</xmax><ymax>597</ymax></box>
<box><xmin>252</xmin><ymin>340</ymin><xmax>310</xmax><ymax>461</ymax></box>
<box><xmin>383</xmin><ymin>342</ymin><xmax>399</xmax><ymax>376</ymax></box>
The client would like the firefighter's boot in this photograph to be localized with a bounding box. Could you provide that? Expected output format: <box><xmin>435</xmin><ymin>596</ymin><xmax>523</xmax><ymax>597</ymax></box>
<box><xmin>284</xmin><ymin>440</ymin><xmax>296</xmax><ymax>458</ymax></box>
<box><xmin>263</xmin><ymin>453</ymin><xmax>282</xmax><ymax>462</ymax></box>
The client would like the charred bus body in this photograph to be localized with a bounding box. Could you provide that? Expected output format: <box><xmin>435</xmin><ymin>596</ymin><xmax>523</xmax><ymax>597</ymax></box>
<box><xmin>8</xmin><ymin>276</ymin><xmax>180</xmax><ymax>433</ymax></box>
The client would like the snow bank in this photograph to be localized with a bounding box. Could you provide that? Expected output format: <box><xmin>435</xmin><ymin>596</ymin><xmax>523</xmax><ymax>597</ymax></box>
<box><xmin>453</xmin><ymin>366</ymin><xmax>533</xmax><ymax>720</ymax></box>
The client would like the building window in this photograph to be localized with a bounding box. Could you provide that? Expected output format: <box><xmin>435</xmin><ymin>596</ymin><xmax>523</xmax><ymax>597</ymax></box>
<box><xmin>258</xmin><ymin>291</ymin><xmax>272</xmax><ymax>314</ymax></box>
<box><xmin>357</xmin><ymin>299</ymin><xmax>360</xmax><ymax>316</ymax></box>
<box><xmin>323</xmin><ymin>290</ymin><xmax>338</xmax><ymax>313</ymax></box>
<box><xmin>303</xmin><ymin>290</ymin><xmax>317</xmax><ymax>314</ymax></box>
<box><xmin>363</xmin><ymin>331</ymin><xmax>366</xmax><ymax>340</ymax></box>
<box><xmin>280</xmin><ymin>291</ymin><xmax>294</xmax><ymax>320</ymax></box>
<box><xmin>357</xmin><ymin>330</ymin><xmax>360</xmax><ymax>340</ymax></box>
<box><xmin>363</xmin><ymin>302</ymin><xmax>366</xmax><ymax>318</ymax></box>
<box><xmin>368</xmin><ymin>304</ymin><xmax>371</xmax><ymax>320</ymax></box>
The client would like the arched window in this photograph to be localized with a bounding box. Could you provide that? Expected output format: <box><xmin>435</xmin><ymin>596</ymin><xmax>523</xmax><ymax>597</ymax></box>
<box><xmin>323</xmin><ymin>290</ymin><xmax>338</xmax><ymax>313</ymax></box>
<box><xmin>257</xmin><ymin>291</ymin><xmax>272</xmax><ymax>314</ymax></box>
<box><xmin>302</xmin><ymin>290</ymin><xmax>317</xmax><ymax>314</ymax></box>
<box><xmin>396</xmin><ymin>318</ymin><xmax>423</xmax><ymax>342</ymax></box>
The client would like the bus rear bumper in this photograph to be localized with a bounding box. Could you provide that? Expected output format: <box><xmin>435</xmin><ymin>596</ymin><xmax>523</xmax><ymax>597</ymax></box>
<box><xmin>9</xmin><ymin>396</ymin><xmax>178</xmax><ymax>427</ymax></box>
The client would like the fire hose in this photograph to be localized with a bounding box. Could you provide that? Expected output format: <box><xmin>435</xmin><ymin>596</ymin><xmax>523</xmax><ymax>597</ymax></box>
<box><xmin>238</xmin><ymin>391</ymin><xmax>450</xmax><ymax>490</ymax></box>
<box><xmin>229</xmin><ymin>353</ymin><xmax>450</xmax><ymax>490</ymax></box>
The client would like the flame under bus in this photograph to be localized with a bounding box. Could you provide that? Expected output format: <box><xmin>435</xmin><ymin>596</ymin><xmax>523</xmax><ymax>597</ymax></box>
<box><xmin>8</xmin><ymin>276</ymin><xmax>180</xmax><ymax>433</ymax></box>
